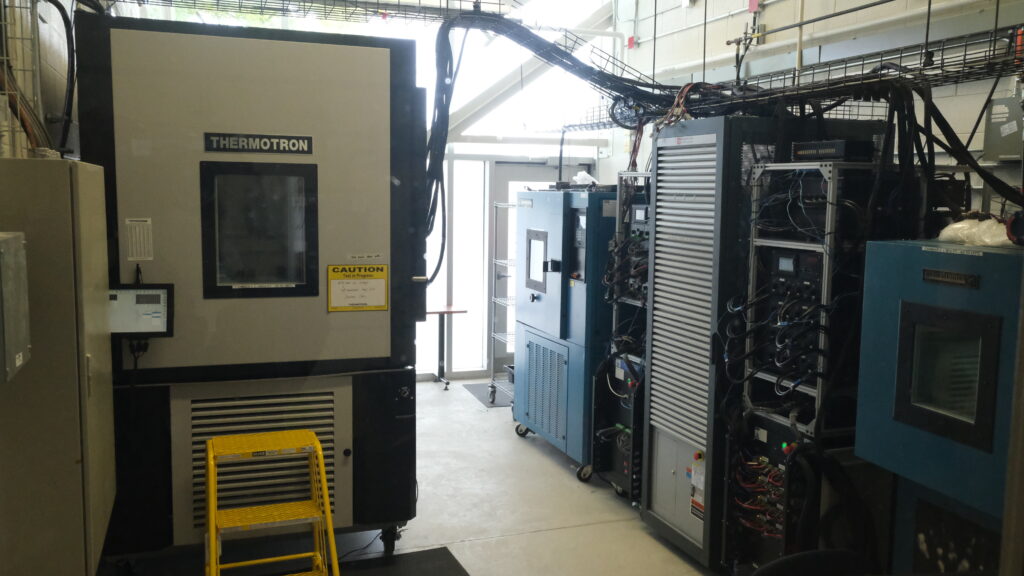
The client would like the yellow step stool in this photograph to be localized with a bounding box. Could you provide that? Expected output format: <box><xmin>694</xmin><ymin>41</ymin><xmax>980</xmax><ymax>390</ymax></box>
<box><xmin>205</xmin><ymin>430</ymin><xmax>340</xmax><ymax>576</ymax></box>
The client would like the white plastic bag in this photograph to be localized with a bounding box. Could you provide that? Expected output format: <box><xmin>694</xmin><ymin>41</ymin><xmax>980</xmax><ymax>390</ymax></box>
<box><xmin>937</xmin><ymin>218</ymin><xmax>1013</xmax><ymax>247</ymax></box>
<box><xmin>571</xmin><ymin>171</ymin><xmax>599</xmax><ymax>186</ymax></box>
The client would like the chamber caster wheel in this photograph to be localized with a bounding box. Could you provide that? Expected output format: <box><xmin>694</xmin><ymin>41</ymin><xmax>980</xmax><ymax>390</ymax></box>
<box><xmin>515</xmin><ymin>424</ymin><xmax>530</xmax><ymax>437</ymax></box>
<box><xmin>488</xmin><ymin>387</ymin><xmax>497</xmax><ymax>404</ymax></box>
<box><xmin>576</xmin><ymin>464</ymin><xmax>593</xmax><ymax>483</ymax></box>
<box><xmin>382</xmin><ymin>526</ymin><xmax>399</xmax><ymax>556</ymax></box>
<box><xmin>614</xmin><ymin>484</ymin><xmax>626</xmax><ymax>497</ymax></box>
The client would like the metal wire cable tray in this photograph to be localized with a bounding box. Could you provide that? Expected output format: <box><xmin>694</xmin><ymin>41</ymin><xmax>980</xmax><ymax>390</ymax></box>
<box><xmin>102</xmin><ymin>0</ymin><xmax>521</xmax><ymax>23</ymax></box>
<box><xmin>686</xmin><ymin>25</ymin><xmax>1024</xmax><ymax>119</ymax></box>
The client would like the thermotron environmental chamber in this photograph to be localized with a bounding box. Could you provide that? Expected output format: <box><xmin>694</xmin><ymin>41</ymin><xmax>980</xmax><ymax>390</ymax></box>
<box><xmin>76</xmin><ymin>14</ymin><xmax>426</xmax><ymax>553</ymax></box>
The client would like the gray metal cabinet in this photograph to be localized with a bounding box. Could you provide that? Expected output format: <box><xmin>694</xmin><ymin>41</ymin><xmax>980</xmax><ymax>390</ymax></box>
<box><xmin>649</xmin><ymin>428</ymin><xmax>706</xmax><ymax>547</ymax></box>
<box><xmin>0</xmin><ymin>159</ymin><xmax>114</xmax><ymax>576</ymax></box>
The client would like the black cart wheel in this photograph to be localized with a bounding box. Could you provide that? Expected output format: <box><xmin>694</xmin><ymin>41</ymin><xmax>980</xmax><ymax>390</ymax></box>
<box><xmin>382</xmin><ymin>526</ymin><xmax>399</xmax><ymax>556</ymax></box>
<box><xmin>515</xmin><ymin>424</ymin><xmax>530</xmax><ymax>437</ymax></box>
<box><xmin>488</xmin><ymin>386</ymin><xmax>497</xmax><ymax>404</ymax></box>
<box><xmin>614</xmin><ymin>484</ymin><xmax>626</xmax><ymax>497</ymax></box>
<box><xmin>576</xmin><ymin>464</ymin><xmax>593</xmax><ymax>483</ymax></box>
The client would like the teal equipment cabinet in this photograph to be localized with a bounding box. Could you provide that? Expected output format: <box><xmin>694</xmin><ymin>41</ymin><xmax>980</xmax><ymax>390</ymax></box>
<box><xmin>513</xmin><ymin>187</ymin><xmax>615</xmax><ymax>466</ymax></box>
<box><xmin>856</xmin><ymin>240</ymin><xmax>1023</xmax><ymax>571</ymax></box>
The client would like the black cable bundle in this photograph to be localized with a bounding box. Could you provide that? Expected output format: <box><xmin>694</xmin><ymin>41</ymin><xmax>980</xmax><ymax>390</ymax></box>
<box><xmin>426</xmin><ymin>13</ymin><xmax>1024</xmax><ymax>284</ymax></box>
<box><xmin>44</xmin><ymin>0</ymin><xmax>75</xmax><ymax>152</ymax></box>
<box><xmin>424</xmin><ymin>14</ymin><xmax>681</xmax><ymax>282</ymax></box>
<box><xmin>424</xmin><ymin>23</ymin><xmax>462</xmax><ymax>284</ymax></box>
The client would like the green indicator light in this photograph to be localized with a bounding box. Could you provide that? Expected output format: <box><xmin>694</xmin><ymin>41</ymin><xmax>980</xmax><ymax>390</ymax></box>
<box><xmin>781</xmin><ymin>442</ymin><xmax>788</xmax><ymax>450</ymax></box>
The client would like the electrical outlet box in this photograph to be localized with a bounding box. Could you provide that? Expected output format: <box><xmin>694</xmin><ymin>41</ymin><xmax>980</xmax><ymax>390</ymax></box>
<box><xmin>0</xmin><ymin>232</ymin><xmax>30</xmax><ymax>382</ymax></box>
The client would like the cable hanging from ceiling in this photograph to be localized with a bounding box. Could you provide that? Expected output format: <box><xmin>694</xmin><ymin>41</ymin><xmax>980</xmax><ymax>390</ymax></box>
<box><xmin>424</xmin><ymin>8</ymin><xmax>1024</xmax><ymax>285</ymax></box>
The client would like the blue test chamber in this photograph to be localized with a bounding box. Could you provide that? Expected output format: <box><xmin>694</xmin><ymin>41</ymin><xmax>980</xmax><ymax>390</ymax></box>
<box><xmin>855</xmin><ymin>240</ymin><xmax>1023</xmax><ymax>520</ymax></box>
<box><xmin>514</xmin><ymin>187</ymin><xmax>615</xmax><ymax>465</ymax></box>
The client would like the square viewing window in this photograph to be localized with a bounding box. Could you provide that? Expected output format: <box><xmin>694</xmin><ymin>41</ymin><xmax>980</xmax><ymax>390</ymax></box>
<box><xmin>910</xmin><ymin>326</ymin><xmax>981</xmax><ymax>424</ymax></box>
<box><xmin>894</xmin><ymin>301</ymin><xmax>1001</xmax><ymax>452</ymax></box>
<box><xmin>525</xmin><ymin>229</ymin><xmax>547</xmax><ymax>293</ymax></box>
<box><xmin>200</xmin><ymin>162</ymin><xmax>318</xmax><ymax>298</ymax></box>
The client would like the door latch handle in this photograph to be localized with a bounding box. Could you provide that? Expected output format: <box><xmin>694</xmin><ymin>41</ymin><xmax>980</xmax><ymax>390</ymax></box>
<box><xmin>530</xmin><ymin>293</ymin><xmax>540</xmax><ymax>303</ymax></box>
<box><xmin>85</xmin><ymin>354</ymin><xmax>92</xmax><ymax>397</ymax></box>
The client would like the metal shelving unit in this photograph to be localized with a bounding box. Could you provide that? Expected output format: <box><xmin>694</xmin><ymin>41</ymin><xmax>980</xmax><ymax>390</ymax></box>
<box><xmin>488</xmin><ymin>201</ymin><xmax>516</xmax><ymax>404</ymax></box>
<box><xmin>743</xmin><ymin>162</ymin><xmax>876</xmax><ymax>439</ymax></box>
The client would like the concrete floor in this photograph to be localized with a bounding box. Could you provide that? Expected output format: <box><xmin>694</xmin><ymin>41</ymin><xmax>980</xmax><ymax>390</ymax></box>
<box><xmin>349</xmin><ymin>378</ymin><xmax>707</xmax><ymax>576</ymax></box>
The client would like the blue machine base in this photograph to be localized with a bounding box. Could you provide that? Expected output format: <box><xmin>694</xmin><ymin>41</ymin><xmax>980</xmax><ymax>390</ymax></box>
<box><xmin>513</xmin><ymin>324</ymin><xmax>596</xmax><ymax>465</ymax></box>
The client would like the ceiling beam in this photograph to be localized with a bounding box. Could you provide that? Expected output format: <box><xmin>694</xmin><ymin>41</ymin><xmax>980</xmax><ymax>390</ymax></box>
<box><xmin>446</xmin><ymin>2</ymin><xmax>614</xmax><ymax>137</ymax></box>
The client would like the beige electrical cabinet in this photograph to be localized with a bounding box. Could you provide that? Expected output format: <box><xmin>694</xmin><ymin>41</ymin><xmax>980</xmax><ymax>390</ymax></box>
<box><xmin>0</xmin><ymin>159</ymin><xmax>115</xmax><ymax>576</ymax></box>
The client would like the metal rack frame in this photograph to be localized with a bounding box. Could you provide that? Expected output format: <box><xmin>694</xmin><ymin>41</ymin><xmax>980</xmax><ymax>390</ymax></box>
<box><xmin>610</xmin><ymin>171</ymin><xmax>650</xmax><ymax>325</ymax></box>
<box><xmin>488</xmin><ymin>200</ymin><xmax>515</xmax><ymax>404</ymax></box>
<box><xmin>744</xmin><ymin>162</ymin><xmax>874</xmax><ymax>439</ymax></box>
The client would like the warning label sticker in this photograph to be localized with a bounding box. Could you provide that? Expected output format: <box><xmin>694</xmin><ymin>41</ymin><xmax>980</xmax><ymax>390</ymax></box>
<box><xmin>690</xmin><ymin>459</ymin><xmax>706</xmax><ymax>522</ymax></box>
<box><xmin>328</xmin><ymin>265</ymin><xmax>388</xmax><ymax>312</ymax></box>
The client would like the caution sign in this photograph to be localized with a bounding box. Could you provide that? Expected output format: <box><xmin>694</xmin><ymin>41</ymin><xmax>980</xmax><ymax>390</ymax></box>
<box><xmin>328</xmin><ymin>265</ymin><xmax>388</xmax><ymax>312</ymax></box>
<box><xmin>689</xmin><ymin>459</ymin><xmax>706</xmax><ymax>522</ymax></box>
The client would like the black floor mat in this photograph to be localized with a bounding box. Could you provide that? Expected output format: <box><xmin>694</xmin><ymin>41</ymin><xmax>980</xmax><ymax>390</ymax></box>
<box><xmin>346</xmin><ymin>547</ymin><xmax>469</xmax><ymax>575</ymax></box>
<box><xmin>99</xmin><ymin>536</ymin><xmax>467</xmax><ymax>576</ymax></box>
<box><xmin>463</xmin><ymin>382</ymin><xmax>512</xmax><ymax>408</ymax></box>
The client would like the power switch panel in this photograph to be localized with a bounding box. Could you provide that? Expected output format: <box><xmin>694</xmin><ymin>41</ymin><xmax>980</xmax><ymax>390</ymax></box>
<box><xmin>0</xmin><ymin>232</ymin><xmax>30</xmax><ymax>382</ymax></box>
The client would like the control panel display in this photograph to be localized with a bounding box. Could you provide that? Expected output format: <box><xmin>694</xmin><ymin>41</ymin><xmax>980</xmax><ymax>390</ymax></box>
<box><xmin>109</xmin><ymin>285</ymin><xmax>174</xmax><ymax>336</ymax></box>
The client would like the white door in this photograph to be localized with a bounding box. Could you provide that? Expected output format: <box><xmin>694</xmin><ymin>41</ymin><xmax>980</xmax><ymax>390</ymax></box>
<box><xmin>416</xmin><ymin>158</ymin><xmax>592</xmax><ymax>381</ymax></box>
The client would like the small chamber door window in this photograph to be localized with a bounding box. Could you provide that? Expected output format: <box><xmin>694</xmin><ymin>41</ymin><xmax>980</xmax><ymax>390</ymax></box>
<box><xmin>200</xmin><ymin>162</ymin><xmax>318</xmax><ymax>298</ymax></box>
<box><xmin>525</xmin><ymin>229</ymin><xmax>547</xmax><ymax>293</ymax></box>
<box><xmin>894</xmin><ymin>302</ymin><xmax>1001</xmax><ymax>452</ymax></box>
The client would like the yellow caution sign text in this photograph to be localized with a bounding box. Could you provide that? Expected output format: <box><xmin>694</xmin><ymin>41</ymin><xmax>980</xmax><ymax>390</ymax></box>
<box><xmin>328</xmin><ymin>265</ymin><xmax>388</xmax><ymax>312</ymax></box>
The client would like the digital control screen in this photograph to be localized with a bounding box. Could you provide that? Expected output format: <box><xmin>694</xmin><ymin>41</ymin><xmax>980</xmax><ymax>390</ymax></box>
<box><xmin>778</xmin><ymin>255</ymin><xmax>795</xmax><ymax>273</ymax></box>
<box><xmin>136</xmin><ymin>293</ymin><xmax>162</xmax><ymax>305</ymax></box>
<box><xmin>109</xmin><ymin>286</ymin><xmax>172</xmax><ymax>336</ymax></box>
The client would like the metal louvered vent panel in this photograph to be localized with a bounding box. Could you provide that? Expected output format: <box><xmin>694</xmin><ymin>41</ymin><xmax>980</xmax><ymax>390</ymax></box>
<box><xmin>189</xmin><ymin>392</ymin><xmax>336</xmax><ymax>529</ymax></box>
<box><xmin>526</xmin><ymin>338</ymin><xmax>567</xmax><ymax>443</ymax></box>
<box><xmin>650</xmin><ymin>140</ymin><xmax>719</xmax><ymax>450</ymax></box>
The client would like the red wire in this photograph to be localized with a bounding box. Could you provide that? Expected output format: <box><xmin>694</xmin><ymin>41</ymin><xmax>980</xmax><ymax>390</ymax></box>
<box><xmin>735</xmin><ymin>473</ymin><xmax>767</xmax><ymax>492</ymax></box>
<box><xmin>734</xmin><ymin>497</ymin><xmax>765</xmax><ymax>511</ymax></box>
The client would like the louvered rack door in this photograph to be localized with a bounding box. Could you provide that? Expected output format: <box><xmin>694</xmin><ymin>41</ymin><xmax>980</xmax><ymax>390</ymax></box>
<box><xmin>648</xmin><ymin>139</ymin><xmax>719</xmax><ymax>452</ymax></box>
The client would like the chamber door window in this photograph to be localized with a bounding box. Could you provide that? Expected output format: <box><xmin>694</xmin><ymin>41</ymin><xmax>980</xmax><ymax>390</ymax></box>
<box><xmin>526</xmin><ymin>229</ymin><xmax>547</xmax><ymax>293</ymax></box>
<box><xmin>894</xmin><ymin>301</ymin><xmax>1001</xmax><ymax>452</ymax></box>
<box><xmin>200</xmin><ymin>162</ymin><xmax>318</xmax><ymax>299</ymax></box>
